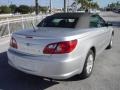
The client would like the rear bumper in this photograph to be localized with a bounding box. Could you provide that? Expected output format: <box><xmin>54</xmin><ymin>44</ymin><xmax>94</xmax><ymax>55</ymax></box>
<box><xmin>7</xmin><ymin>49</ymin><xmax>83</xmax><ymax>79</ymax></box>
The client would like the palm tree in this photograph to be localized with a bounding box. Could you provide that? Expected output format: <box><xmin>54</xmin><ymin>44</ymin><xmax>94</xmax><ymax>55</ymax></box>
<box><xmin>93</xmin><ymin>2</ymin><xmax>99</xmax><ymax>9</ymax></box>
<box><xmin>77</xmin><ymin>0</ymin><xmax>90</xmax><ymax>9</ymax></box>
<box><xmin>87</xmin><ymin>0</ymin><xmax>92</xmax><ymax>8</ymax></box>
<box><xmin>77</xmin><ymin>0</ymin><xmax>99</xmax><ymax>9</ymax></box>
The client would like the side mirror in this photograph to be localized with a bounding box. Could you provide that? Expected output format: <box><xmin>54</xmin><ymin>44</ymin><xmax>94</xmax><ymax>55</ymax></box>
<box><xmin>105</xmin><ymin>22</ymin><xmax>112</xmax><ymax>27</ymax></box>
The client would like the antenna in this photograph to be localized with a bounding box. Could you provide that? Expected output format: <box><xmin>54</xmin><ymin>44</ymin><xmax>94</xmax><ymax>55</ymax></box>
<box><xmin>31</xmin><ymin>22</ymin><xmax>36</xmax><ymax>32</ymax></box>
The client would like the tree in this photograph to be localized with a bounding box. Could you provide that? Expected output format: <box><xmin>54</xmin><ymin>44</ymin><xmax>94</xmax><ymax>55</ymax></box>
<box><xmin>87</xmin><ymin>0</ymin><xmax>92</xmax><ymax>8</ymax></box>
<box><xmin>107</xmin><ymin>1</ymin><xmax>120</xmax><ymax>11</ymax></box>
<box><xmin>30</xmin><ymin>6</ymin><xmax>35</xmax><ymax>13</ymax></box>
<box><xmin>77</xmin><ymin>0</ymin><xmax>99</xmax><ymax>9</ymax></box>
<box><xmin>77</xmin><ymin>0</ymin><xmax>88</xmax><ymax>8</ymax></box>
<box><xmin>39</xmin><ymin>6</ymin><xmax>48</xmax><ymax>13</ymax></box>
<box><xmin>89</xmin><ymin>2</ymin><xmax>99</xmax><ymax>9</ymax></box>
<box><xmin>0</xmin><ymin>6</ymin><xmax>11</xmax><ymax>14</ymax></box>
<box><xmin>9</xmin><ymin>4</ymin><xmax>17</xmax><ymax>13</ymax></box>
<box><xmin>17</xmin><ymin>5</ymin><xmax>31</xmax><ymax>14</ymax></box>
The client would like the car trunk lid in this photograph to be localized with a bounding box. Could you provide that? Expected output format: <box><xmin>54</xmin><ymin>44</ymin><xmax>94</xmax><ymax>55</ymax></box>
<box><xmin>11</xmin><ymin>27</ymin><xmax>91</xmax><ymax>55</ymax></box>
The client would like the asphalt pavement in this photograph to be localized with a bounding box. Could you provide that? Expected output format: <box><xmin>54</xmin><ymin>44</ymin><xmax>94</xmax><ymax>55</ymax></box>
<box><xmin>100</xmin><ymin>12</ymin><xmax>120</xmax><ymax>26</ymax></box>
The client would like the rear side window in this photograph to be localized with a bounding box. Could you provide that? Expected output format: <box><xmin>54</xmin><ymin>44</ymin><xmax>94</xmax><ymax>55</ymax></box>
<box><xmin>90</xmin><ymin>15</ymin><xmax>106</xmax><ymax>28</ymax></box>
<box><xmin>37</xmin><ymin>17</ymin><xmax>78</xmax><ymax>28</ymax></box>
<box><xmin>90</xmin><ymin>15</ymin><xmax>99</xmax><ymax>28</ymax></box>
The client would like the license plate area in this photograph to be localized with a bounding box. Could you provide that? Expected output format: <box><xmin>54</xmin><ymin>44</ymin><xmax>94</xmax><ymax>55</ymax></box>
<box><xmin>19</xmin><ymin>42</ymin><xmax>40</xmax><ymax>55</ymax></box>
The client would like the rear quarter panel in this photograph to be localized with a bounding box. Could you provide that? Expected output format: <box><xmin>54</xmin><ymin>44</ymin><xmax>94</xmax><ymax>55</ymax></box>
<box><xmin>70</xmin><ymin>27</ymin><xmax>113</xmax><ymax>71</ymax></box>
<box><xmin>75</xmin><ymin>27</ymin><xmax>113</xmax><ymax>57</ymax></box>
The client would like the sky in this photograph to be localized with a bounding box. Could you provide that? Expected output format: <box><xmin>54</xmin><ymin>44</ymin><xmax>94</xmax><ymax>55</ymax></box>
<box><xmin>0</xmin><ymin>0</ymin><xmax>119</xmax><ymax>8</ymax></box>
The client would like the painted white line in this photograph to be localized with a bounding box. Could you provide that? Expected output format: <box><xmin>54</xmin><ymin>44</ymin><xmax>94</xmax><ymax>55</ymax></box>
<box><xmin>0</xmin><ymin>40</ymin><xmax>9</xmax><ymax>46</ymax></box>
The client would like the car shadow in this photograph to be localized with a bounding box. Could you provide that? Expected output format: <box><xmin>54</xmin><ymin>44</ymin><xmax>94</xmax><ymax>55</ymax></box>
<box><xmin>55</xmin><ymin>75</ymin><xmax>87</xmax><ymax>82</ymax></box>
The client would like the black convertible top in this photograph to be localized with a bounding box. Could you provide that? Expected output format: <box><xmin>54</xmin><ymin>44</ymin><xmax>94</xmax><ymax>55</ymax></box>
<box><xmin>51</xmin><ymin>13</ymin><xmax>95</xmax><ymax>28</ymax></box>
<box><xmin>37</xmin><ymin>12</ymin><xmax>100</xmax><ymax>28</ymax></box>
<box><xmin>51</xmin><ymin>12</ymin><xmax>93</xmax><ymax>18</ymax></box>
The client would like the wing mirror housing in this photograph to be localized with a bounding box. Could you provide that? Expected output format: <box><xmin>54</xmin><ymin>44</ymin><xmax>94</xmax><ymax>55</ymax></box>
<box><xmin>105</xmin><ymin>22</ymin><xmax>113</xmax><ymax>27</ymax></box>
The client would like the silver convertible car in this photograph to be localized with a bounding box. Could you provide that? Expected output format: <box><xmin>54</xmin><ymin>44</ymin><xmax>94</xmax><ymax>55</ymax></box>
<box><xmin>7</xmin><ymin>13</ymin><xmax>114</xmax><ymax>79</ymax></box>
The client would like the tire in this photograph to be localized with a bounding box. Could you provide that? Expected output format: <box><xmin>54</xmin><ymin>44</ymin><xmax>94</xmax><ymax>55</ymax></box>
<box><xmin>80</xmin><ymin>50</ymin><xmax>95</xmax><ymax>79</ymax></box>
<box><xmin>106</xmin><ymin>36</ymin><xmax>113</xmax><ymax>49</ymax></box>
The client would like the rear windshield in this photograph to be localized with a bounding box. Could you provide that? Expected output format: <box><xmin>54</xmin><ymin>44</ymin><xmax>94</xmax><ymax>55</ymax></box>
<box><xmin>37</xmin><ymin>16</ymin><xmax>78</xmax><ymax>28</ymax></box>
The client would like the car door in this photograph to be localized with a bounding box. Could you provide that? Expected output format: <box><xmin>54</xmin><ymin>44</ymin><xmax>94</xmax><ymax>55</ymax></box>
<box><xmin>97</xmin><ymin>16</ymin><xmax>111</xmax><ymax>48</ymax></box>
<box><xmin>90</xmin><ymin>15</ymin><xmax>110</xmax><ymax>54</ymax></box>
<box><xmin>98</xmin><ymin>16</ymin><xmax>113</xmax><ymax>49</ymax></box>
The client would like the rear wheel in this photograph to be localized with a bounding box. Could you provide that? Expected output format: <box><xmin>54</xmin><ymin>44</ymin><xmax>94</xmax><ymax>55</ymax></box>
<box><xmin>80</xmin><ymin>50</ymin><xmax>95</xmax><ymax>79</ymax></box>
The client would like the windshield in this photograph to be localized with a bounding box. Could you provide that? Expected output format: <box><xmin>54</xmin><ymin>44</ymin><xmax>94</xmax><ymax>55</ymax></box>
<box><xmin>37</xmin><ymin>16</ymin><xmax>78</xmax><ymax>28</ymax></box>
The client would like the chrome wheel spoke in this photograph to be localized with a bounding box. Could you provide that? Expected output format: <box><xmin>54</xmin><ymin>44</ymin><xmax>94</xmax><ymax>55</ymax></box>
<box><xmin>86</xmin><ymin>54</ymin><xmax>94</xmax><ymax>74</ymax></box>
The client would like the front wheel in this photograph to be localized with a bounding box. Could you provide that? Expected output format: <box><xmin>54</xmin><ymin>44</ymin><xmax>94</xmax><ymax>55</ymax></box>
<box><xmin>80</xmin><ymin>50</ymin><xmax>95</xmax><ymax>79</ymax></box>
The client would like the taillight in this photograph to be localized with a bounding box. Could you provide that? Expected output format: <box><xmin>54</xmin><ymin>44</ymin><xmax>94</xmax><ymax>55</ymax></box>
<box><xmin>10</xmin><ymin>37</ymin><xmax>18</xmax><ymax>49</ymax></box>
<box><xmin>43</xmin><ymin>39</ymin><xmax>77</xmax><ymax>54</ymax></box>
